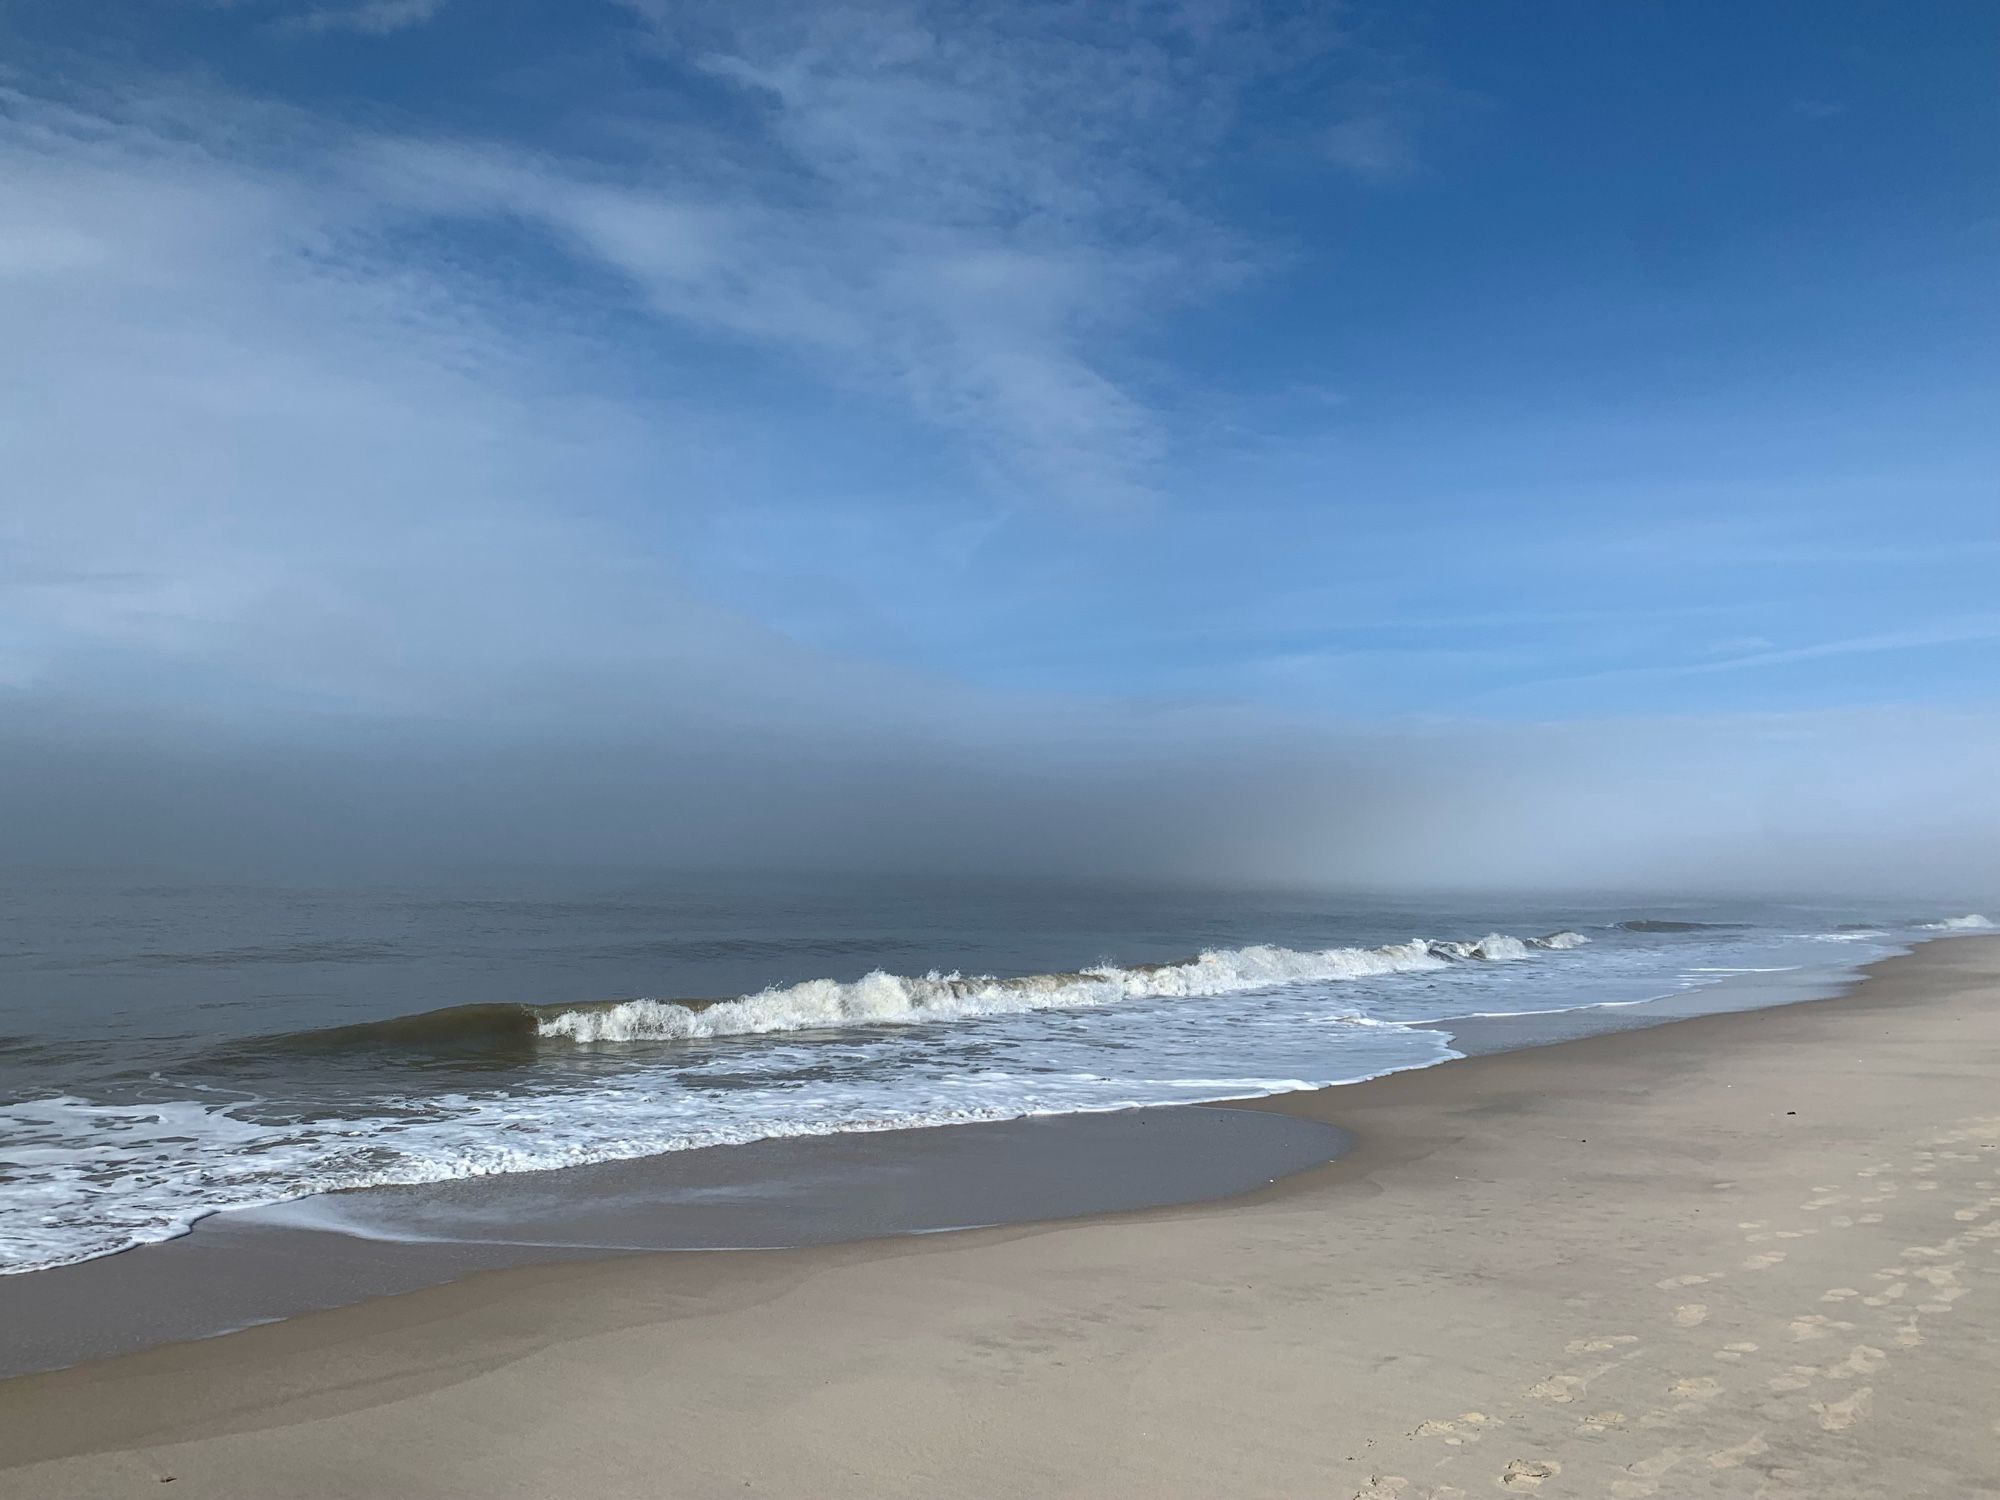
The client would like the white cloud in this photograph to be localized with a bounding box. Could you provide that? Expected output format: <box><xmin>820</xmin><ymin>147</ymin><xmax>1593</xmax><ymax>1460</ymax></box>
<box><xmin>0</xmin><ymin>86</ymin><xmax>731</xmax><ymax>720</ymax></box>
<box><xmin>1523</xmin><ymin>616</ymin><xmax>2000</xmax><ymax>696</ymax></box>
<box><xmin>518</xmin><ymin>0</ymin><xmax>1321</xmax><ymax>507</ymax></box>
<box><xmin>14</xmin><ymin>5</ymin><xmax>1346</xmax><ymax>517</ymax></box>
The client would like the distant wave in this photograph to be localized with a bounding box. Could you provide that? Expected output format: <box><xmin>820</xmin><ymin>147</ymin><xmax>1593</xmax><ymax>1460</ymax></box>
<box><xmin>1918</xmin><ymin>913</ymin><xmax>1994</xmax><ymax>931</ymax></box>
<box><xmin>105</xmin><ymin>939</ymin><xmax>407</xmax><ymax>968</ymax></box>
<box><xmin>255</xmin><ymin>930</ymin><xmax>1593</xmax><ymax>1055</ymax></box>
<box><xmin>249</xmin><ymin>1002</ymin><xmax>546</xmax><ymax>1060</ymax></box>
<box><xmin>1616</xmin><ymin>919</ymin><xmax>1750</xmax><ymax>933</ymax></box>
<box><xmin>1530</xmin><ymin>929</ymin><xmax>1591</xmax><ymax>949</ymax></box>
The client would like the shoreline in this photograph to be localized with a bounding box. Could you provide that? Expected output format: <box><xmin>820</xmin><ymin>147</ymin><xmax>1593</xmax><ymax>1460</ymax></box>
<box><xmin>3</xmin><ymin>936</ymin><xmax>1997</xmax><ymax>1495</ymax></box>
<box><xmin>0</xmin><ymin>939</ymin><xmax>1896</xmax><ymax>1379</ymax></box>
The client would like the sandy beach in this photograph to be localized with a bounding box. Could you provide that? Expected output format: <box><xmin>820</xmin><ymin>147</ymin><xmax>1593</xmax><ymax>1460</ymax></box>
<box><xmin>3</xmin><ymin>936</ymin><xmax>1997</xmax><ymax>1498</ymax></box>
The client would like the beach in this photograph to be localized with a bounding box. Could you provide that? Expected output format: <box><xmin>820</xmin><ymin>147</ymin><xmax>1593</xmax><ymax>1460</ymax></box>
<box><xmin>0</xmin><ymin>937</ymin><xmax>1993</xmax><ymax>1496</ymax></box>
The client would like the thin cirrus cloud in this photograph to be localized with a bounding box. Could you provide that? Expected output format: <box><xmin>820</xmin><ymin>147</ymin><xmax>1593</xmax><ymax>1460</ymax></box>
<box><xmin>392</xmin><ymin>0</ymin><xmax>1317</xmax><ymax>510</ymax></box>
<box><xmin>1517</xmin><ymin>615</ymin><xmax>2000</xmax><ymax>697</ymax></box>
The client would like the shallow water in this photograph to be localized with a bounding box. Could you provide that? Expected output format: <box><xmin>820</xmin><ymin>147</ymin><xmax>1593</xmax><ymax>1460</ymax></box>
<box><xmin>0</xmin><ymin>867</ymin><xmax>1984</xmax><ymax>1273</ymax></box>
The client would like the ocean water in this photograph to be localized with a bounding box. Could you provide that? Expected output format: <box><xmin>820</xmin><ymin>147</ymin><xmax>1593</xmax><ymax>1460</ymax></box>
<box><xmin>0</xmin><ymin>868</ymin><xmax>1986</xmax><ymax>1274</ymax></box>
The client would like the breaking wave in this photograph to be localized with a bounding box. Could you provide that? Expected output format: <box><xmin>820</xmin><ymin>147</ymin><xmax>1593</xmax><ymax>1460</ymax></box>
<box><xmin>1918</xmin><ymin>913</ymin><xmax>1994</xmax><ymax>931</ymax></box>
<box><xmin>258</xmin><ymin>930</ymin><xmax>1594</xmax><ymax>1055</ymax></box>
<box><xmin>537</xmin><ymin>932</ymin><xmax>1590</xmax><ymax>1044</ymax></box>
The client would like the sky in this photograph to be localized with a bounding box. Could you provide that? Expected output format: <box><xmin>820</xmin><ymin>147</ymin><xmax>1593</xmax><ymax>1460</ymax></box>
<box><xmin>2</xmin><ymin>0</ymin><xmax>1996</xmax><ymax>893</ymax></box>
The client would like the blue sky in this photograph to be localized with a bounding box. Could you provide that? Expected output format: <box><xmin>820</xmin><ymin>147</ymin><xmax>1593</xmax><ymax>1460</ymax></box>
<box><xmin>1</xmin><ymin>1</ymin><xmax>1996</xmax><ymax>886</ymax></box>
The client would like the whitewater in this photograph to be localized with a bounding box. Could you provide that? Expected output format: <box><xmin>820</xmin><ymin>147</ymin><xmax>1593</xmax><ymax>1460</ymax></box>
<box><xmin>0</xmin><ymin>886</ymin><xmax>1986</xmax><ymax>1277</ymax></box>
<box><xmin>535</xmin><ymin>932</ymin><xmax>1586</xmax><ymax>1043</ymax></box>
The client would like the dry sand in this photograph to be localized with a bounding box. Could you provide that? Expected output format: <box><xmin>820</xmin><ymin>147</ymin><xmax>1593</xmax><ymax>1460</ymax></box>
<box><xmin>2</xmin><ymin>937</ymin><xmax>1997</xmax><ymax>1498</ymax></box>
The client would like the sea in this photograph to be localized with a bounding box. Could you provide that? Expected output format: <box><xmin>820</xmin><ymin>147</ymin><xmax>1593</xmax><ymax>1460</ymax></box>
<box><xmin>0</xmin><ymin>867</ymin><xmax>1989</xmax><ymax>1277</ymax></box>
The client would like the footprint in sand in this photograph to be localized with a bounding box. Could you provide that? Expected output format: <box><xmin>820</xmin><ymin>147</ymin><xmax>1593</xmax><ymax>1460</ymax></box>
<box><xmin>1668</xmin><ymin>1376</ymin><xmax>1722</xmax><ymax>1408</ymax></box>
<box><xmin>1768</xmin><ymin>1365</ymin><xmax>1818</xmax><ymax>1392</ymax></box>
<box><xmin>1357</xmin><ymin>1475</ymin><xmax>1459</xmax><ymax>1499</ymax></box>
<box><xmin>1824</xmin><ymin>1344</ymin><xmax>1886</xmax><ymax>1379</ymax></box>
<box><xmin>1743</xmin><ymin>1250</ymin><xmax>1786</xmax><ymax>1270</ymax></box>
<box><xmin>1577</xmin><ymin>1410</ymin><xmax>1626</xmax><ymax>1434</ymax></box>
<box><xmin>1821</xmin><ymin>1287</ymin><xmax>1859</xmax><ymax>1301</ymax></box>
<box><xmin>1353</xmin><ymin>1474</ymin><xmax>1409</xmax><ymax>1497</ymax></box>
<box><xmin>1707</xmin><ymin>1432</ymin><xmax>1769</xmax><ymax>1470</ymax></box>
<box><xmin>1910</xmin><ymin>1264</ymin><xmax>1964</xmax><ymax>1288</ymax></box>
<box><xmin>1499</xmin><ymin>1458</ymin><xmax>1560</xmax><ymax>1490</ymax></box>
<box><xmin>1609</xmin><ymin>1448</ymin><xmax>1684</xmax><ymax>1497</ymax></box>
<box><xmin>1565</xmin><ymin>1335</ymin><xmax>1638</xmax><ymax>1355</ymax></box>
<box><xmin>1654</xmin><ymin>1273</ymin><xmax>1713</xmax><ymax>1290</ymax></box>
<box><xmin>1528</xmin><ymin>1375</ymin><xmax>1586</xmax><ymax>1403</ymax></box>
<box><xmin>1714</xmin><ymin>1341</ymin><xmax>1757</xmax><ymax>1362</ymax></box>
<box><xmin>1898</xmin><ymin>1243</ymin><xmax>1958</xmax><ymax>1261</ymax></box>
<box><xmin>1893</xmin><ymin>1323</ymin><xmax>1923</xmax><ymax>1348</ymax></box>
<box><xmin>1811</xmin><ymin>1387</ymin><xmax>1872</xmax><ymax>1432</ymax></box>
<box><xmin>1414</xmin><ymin>1419</ymin><xmax>1482</xmax><ymax>1448</ymax></box>
<box><xmin>1856</xmin><ymin>1212</ymin><xmax>1885</xmax><ymax>1224</ymax></box>
<box><xmin>1672</xmin><ymin>1303</ymin><xmax>1708</xmax><ymax>1327</ymax></box>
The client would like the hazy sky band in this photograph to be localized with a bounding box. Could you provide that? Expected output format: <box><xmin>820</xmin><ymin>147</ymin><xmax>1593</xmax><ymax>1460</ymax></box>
<box><xmin>1</xmin><ymin>1</ymin><xmax>1995</xmax><ymax>889</ymax></box>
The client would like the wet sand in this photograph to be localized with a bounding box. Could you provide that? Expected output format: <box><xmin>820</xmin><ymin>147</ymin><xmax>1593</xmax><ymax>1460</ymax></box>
<box><xmin>0</xmin><ymin>1105</ymin><xmax>1352</xmax><ymax>1378</ymax></box>
<box><xmin>2</xmin><ymin>937</ymin><xmax>1997</xmax><ymax>1497</ymax></box>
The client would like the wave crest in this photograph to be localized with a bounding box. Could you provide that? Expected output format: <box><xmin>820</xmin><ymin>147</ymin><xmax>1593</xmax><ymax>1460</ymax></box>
<box><xmin>536</xmin><ymin>931</ymin><xmax>1583</xmax><ymax>1044</ymax></box>
<box><xmin>1533</xmin><ymin>930</ymin><xmax>1591</xmax><ymax>950</ymax></box>
<box><xmin>1919</xmin><ymin>913</ymin><xmax>1994</xmax><ymax>931</ymax></box>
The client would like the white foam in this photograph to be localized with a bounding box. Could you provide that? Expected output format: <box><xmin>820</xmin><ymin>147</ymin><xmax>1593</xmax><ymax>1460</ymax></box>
<box><xmin>0</xmin><ymin>1033</ymin><xmax>1454</xmax><ymax>1275</ymax></box>
<box><xmin>29</xmin><ymin>915</ymin><xmax>1918</xmax><ymax>1282</ymax></box>
<box><xmin>1532</xmin><ymin>930</ymin><xmax>1591</xmax><ymax>950</ymax></box>
<box><xmin>1919</xmin><ymin>913</ymin><xmax>1994</xmax><ymax>931</ymax></box>
<box><xmin>538</xmin><ymin>937</ymin><xmax>1489</xmax><ymax>1043</ymax></box>
<box><xmin>9</xmin><ymin>932</ymin><xmax>1589</xmax><ymax>1272</ymax></box>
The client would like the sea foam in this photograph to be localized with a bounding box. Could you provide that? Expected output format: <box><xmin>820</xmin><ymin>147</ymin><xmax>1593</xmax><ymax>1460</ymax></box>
<box><xmin>535</xmin><ymin>931</ymin><xmax>1587</xmax><ymax>1044</ymax></box>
